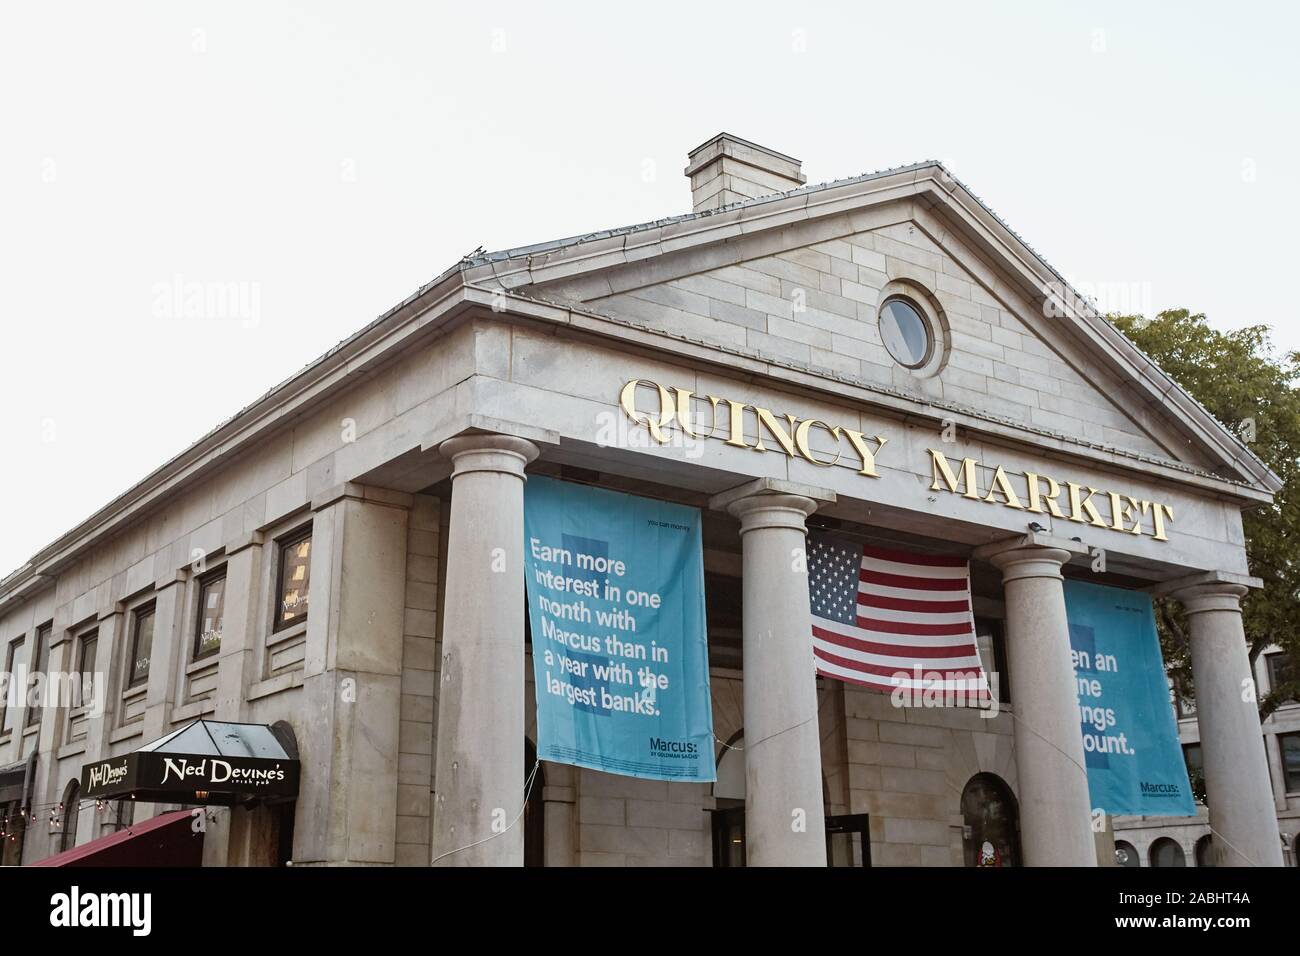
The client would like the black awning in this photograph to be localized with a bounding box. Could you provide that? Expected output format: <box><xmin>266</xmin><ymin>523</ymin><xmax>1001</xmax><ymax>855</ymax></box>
<box><xmin>81</xmin><ymin>719</ymin><xmax>299</xmax><ymax>807</ymax></box>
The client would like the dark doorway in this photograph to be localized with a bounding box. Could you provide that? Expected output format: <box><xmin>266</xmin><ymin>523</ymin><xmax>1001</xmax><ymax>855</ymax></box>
<box><xmin>524</xmin><ymin>739</ymin><xmax>545</xmax><ymax>867</ymax></box>
<box><xmin>710</xmin><ymin>805</ymin><xmax>746</xmax><ymax>867</ymax></box>
<box><xmin>825</xmin><ymin>813</ymin><xmax>872</xmax><ymax>866</ymax></box>
<box><xmin>710</xmin><ymin>807</ymin><xmax>871</xmax><ymax>867</ymax></box>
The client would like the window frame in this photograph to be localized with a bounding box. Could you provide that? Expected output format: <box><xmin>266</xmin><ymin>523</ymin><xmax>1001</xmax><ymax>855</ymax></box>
<box><xmin>127</xmin><ymin>601</ymin><xmax>157</xmax><ymax>689</ymax></box>
<box><xmin>272</xmin><ymin>524</ymin><xmax>313</xmax><ymax>634</ymax></box>
<box><xmin>192</xmin><ymin>571</ymin><xmax>227</xmax><ymax>662</ymax></box>
<box><xmin>1279</xmin><ymin>732</ymin><xmax>1300</xmax><ymax>794</ymax></box>
<box><xmin>1182</xmin><ymin>742</ymin><xmax>1203</xmax><ymax>779</ymax></box>
<box><xmin>75</xmin><ymin>630</ymin><xmax>98</xmax><ymax>711</ymax></box>
<box><xmin>878</xmin><ymin>295</ymin><xmax>934</xmax><ymax>370</ymax></box>
<box><xmin>1</xmin><ymin>636</ymin><xmax>25</xmax><ymax>736</ymax></box>
<box><xmin>26</xmin><ymin>623</ymin><xmax>50</xmax><ymax>728</ymax></box>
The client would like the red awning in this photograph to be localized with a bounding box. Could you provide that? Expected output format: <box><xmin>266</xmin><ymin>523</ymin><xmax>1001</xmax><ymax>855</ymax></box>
<box><xmin>31</xmin><ymin>809</ymin><xmax>203</xmax><ymax>867</ymax></box>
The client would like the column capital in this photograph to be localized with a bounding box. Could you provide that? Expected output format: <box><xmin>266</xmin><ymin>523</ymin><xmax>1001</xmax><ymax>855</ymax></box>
<box><xmin>1163</xmin><ymin>580</ymin><xmax>1250</xmax><ymax>616</ymax></box>
<box><xmin>708</xmin><ymin>478</ymin><xmax>834</xmax><ymax>537</ymax></box>
<box><xmin>725</xmin><ymin>493</ymin><xmax>820</xmax><ymax>535</ymax></box>
<box><xmin>439</xmin><ymin>433</ymin><xmax>539</xmax><ymax>480</ymax></box>
<box><xmin>1149</xmin><ymin>570</ymin><xmax>1261</xmax><ymax>615</ymax></box>
<box><xmin>974</xmin><ymin>533</ymin><xmax>1085</xmax><ymax>583</ymax></box>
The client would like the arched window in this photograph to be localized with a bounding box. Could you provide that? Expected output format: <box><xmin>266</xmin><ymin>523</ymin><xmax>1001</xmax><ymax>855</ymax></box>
<box><xmin>1194</xmin><ymin>834</ymin><xmax>1216</xmax><ymax>867</ymax></box>
<box><xmin>523</xmin><ymin>739</ymin><xmax>545</xmax><ymax>868</ymax></box>
<box><xmin>961</xmin><ymin>773</ymin><xmax>1020</xmax><ymax>867</ymax></box>
<box><xmin>1149</xmin><ymin>837</ymin><xmax>1186</xmax><ymax>867</ymax></box>
<box><xmin>1115</xmin><ymin>840</ymin><xmax>1140</xmax><ymax>867</ymax></box>
<box><xmin>59</xmin><ymin>780</ymin><xmax>80</xmax><ymax>852</ymax></box>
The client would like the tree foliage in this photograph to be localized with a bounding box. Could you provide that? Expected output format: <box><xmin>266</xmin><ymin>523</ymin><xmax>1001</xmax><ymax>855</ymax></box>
<box><xmin>1111</xmin><ymin>310</ymin><xmax>1300</xmax><ymax>720</ymax></box>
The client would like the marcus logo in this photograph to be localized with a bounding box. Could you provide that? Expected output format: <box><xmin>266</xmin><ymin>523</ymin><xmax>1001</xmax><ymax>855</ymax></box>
<box><xmin>1139</xmin><ymin>780</ymin><xmax>1183</xmax><ymax>796</ymax></box>
<box><xmin>49</xmin><ymin>886</ymin><xmax>151</xmax><ymax>936</ymax></box>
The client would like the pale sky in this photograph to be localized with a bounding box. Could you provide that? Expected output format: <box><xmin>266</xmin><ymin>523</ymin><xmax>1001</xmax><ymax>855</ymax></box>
<box><xmin>2</xmin><ymin>1</ymin><xmax>1297</xmax><ymax>577</ymax></box>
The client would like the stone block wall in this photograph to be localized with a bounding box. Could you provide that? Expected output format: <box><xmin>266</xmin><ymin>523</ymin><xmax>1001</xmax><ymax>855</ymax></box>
<box><xmin>844</xmin><ymin>686</ymin><xmax>1017</xmax><ymax>867</ymax></box>
<box><xmin>542</xmin><ymin>214</ymin><xmax>1181</xmax><ymax>461</ymax></box>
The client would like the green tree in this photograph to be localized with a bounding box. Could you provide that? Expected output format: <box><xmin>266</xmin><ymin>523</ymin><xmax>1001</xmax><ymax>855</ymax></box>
<box><xmin>1111</xmin><ymin>310</ymin><xmax>1300</xmax><ymax>720</ymax></box>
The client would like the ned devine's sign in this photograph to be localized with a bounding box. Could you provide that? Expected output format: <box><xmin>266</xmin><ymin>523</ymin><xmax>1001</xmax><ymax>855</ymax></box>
<box><xmin>81</xmin><ymin>750</ymin><xmax>298</xmax><ymax>805</ymax></box>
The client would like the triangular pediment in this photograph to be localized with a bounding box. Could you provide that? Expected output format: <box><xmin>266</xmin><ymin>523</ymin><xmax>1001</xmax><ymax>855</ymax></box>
<box><xmin>463</xmin><ymin>164</ymin><xmax>1277</xmax><ymax>495</ymax></box>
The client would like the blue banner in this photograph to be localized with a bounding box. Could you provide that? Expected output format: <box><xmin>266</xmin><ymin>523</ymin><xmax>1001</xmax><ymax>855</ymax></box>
<box><xmin>1064</xmin><ymin>580</ymin><xmax>1196</xmax><ymax>816</ymax></box>
<box><xmin>523</xmin><ymin>476</ymin><xmax>715</xmax><ymax>782</ymax></box>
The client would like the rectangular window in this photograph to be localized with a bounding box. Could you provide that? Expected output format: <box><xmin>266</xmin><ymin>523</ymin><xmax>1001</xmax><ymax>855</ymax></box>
<box><xmin>1</xmin><ymin>637</ymin><xmax>24</xmax><ymax>734</ymax></box>
<box><xmin>194</xmin><ymin>574</ymin><xmax>226</xmax><ymax>660</ymax></box>
<box><xmin>129</xmin><ymin>604</ymin><xmax>156</xmax><ymax>687</ymax></box>
<box><xmin>1281</xmin><ymin>733</ymin><xmax>1300</xmax><ymax>793</ymax></box>
<box><xmin>77</xmin><ymin>631</ymin><xmax>98</xmax><ymax>708</ymax></box>
<box><xmin>1266</xmin><ymin>653</ymin><xmax>1296</xmax><ymax>705</ymax></box>
<box><xmin>1182</xmin><ymin>742</ymin><xmax>1202</xmax><ymax>777</ymax></box>
<box><xmin>26</xmin><ymin>623</ymin><xmax>50</xmax><ymax>728</ymax></box>
<box><xmin>274</xmin><ymin>527</ymin><xmax>312</xmax><ymax>632</ymax></box>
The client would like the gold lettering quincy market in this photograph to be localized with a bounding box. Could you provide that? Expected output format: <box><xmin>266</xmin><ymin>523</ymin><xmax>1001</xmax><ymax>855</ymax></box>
<box><xmin>616</xmin><ymin>381</ymin><xmax>1174</xmax><ymax>544</ymax></box>
<box><xmin>927</xmin><ymin>449</ymin><xmax>1174</xmax><ymax>542</ymax></box>
<box><xmin>618</xmin><ymin>379</ymin><xmax>888</xmax><ymax>477</ymax></box>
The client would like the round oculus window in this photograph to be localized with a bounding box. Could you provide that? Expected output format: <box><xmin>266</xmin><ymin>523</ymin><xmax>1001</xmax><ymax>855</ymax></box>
<box><xmin>879</xmin><ymin>296</ymin><xmax>932</xmax><ymax>369</ymax></box>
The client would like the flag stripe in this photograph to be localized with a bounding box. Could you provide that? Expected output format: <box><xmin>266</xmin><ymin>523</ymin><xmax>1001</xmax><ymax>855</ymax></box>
<box><xmin>861</xmin><ymin>545</ymin><xmax>966</xmax><ymax>568</ymax></box>
<box><xmin>858</xmin><ymin>592</ymin><xmax>972</xmax><ymax>614</ymax></box>
<box><xmin>861</xmin><ymin>554</ymin><xmax>970</xmax><ymax>580</ymax></box>
<box><xmin>813</xmin><ymin>623</ymin><xmax>979</xmax><ymax>660</ymax></box>
<box><xmin>813</xmin><ymin>646</ymin><xmax>984</xmax><ymax>681</ymax></box>
<box><xmin>854</xmin><ymin>615</ymin><xmax>973</xmax><ymax>636</ymax></box>
<box><xmin>814</xmin><ymin>652</ymin><xmax>991</xmax><ymax>694</ymax></box>
<box><xmin>860</xmin><ymin>568</ymin><xmax>968</xmax><ymax>592</ymax></box>
<box><xmin>858</xmin><ymin>581</ymin><xmax>972</xmax><ymax>603</ymax></box>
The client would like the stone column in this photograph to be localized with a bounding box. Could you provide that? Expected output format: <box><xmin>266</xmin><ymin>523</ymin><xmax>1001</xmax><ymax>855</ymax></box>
<box><xmin>294</xmin><ymin>484</ymin><xmax>411</xmax><ymax>866</ymax></box>
<box><xmin>1165</xmin><ymin>574</ymin><xmax>1282</xmax><ymax>867</ymax></box>
<box><xmin>975</xmin><ymin>536</ymin><xmax>1095</xmax><ymax>867</ymax></box>
<box><xmin>712</xmin><ymin>480</ymin><xmax>832</xmax><ymax>867</ymax></box>
<box><xmin>212</xmin><ymin>533</ymin><xmax>265</xmax><ymax>721</ymax></box>
<box><xmin>431</xmin><ymin>434</ymin><xmax>538</xmax><ymax>866</ymax></box>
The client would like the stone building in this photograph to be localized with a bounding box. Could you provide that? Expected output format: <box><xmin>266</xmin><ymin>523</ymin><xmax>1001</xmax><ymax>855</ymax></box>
<box><xmin>0</xmin><ymin>133</ymin><xmax>1288</xmax><ymax>867</ymax></box>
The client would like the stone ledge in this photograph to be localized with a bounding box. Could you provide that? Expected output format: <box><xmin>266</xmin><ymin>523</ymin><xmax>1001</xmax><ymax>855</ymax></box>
<box><xmin>311</xmin><ymin>482</ymin><xmax>415</xmax><ymax>513</ymax></box>
<box><xmin>422</xmin><ymin>412</ymin><xmax>560</xmax><ymax>455</ymax></box>
<box><xmin>972</xmin><ymin>529</ymin><xmax>1091</xmax><ymax>563</ymax></box>
<box><xmin>1148</xmin><ymin>569</ymin><xmax>1263</xmax><ymax>597</ymax></box>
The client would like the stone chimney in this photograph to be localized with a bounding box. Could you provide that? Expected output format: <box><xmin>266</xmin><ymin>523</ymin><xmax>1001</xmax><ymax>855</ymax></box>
<box><xmin>684</xmin><ymin>133</ymin><xmax>807</xmax><ymax>212</ymax></box>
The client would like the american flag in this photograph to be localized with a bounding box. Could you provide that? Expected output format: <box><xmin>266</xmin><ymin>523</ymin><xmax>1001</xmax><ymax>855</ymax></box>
<box><xmin>808</xmin><ymin>535</ymin><xmax>990</xmax><ymax>701</ymax></box>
